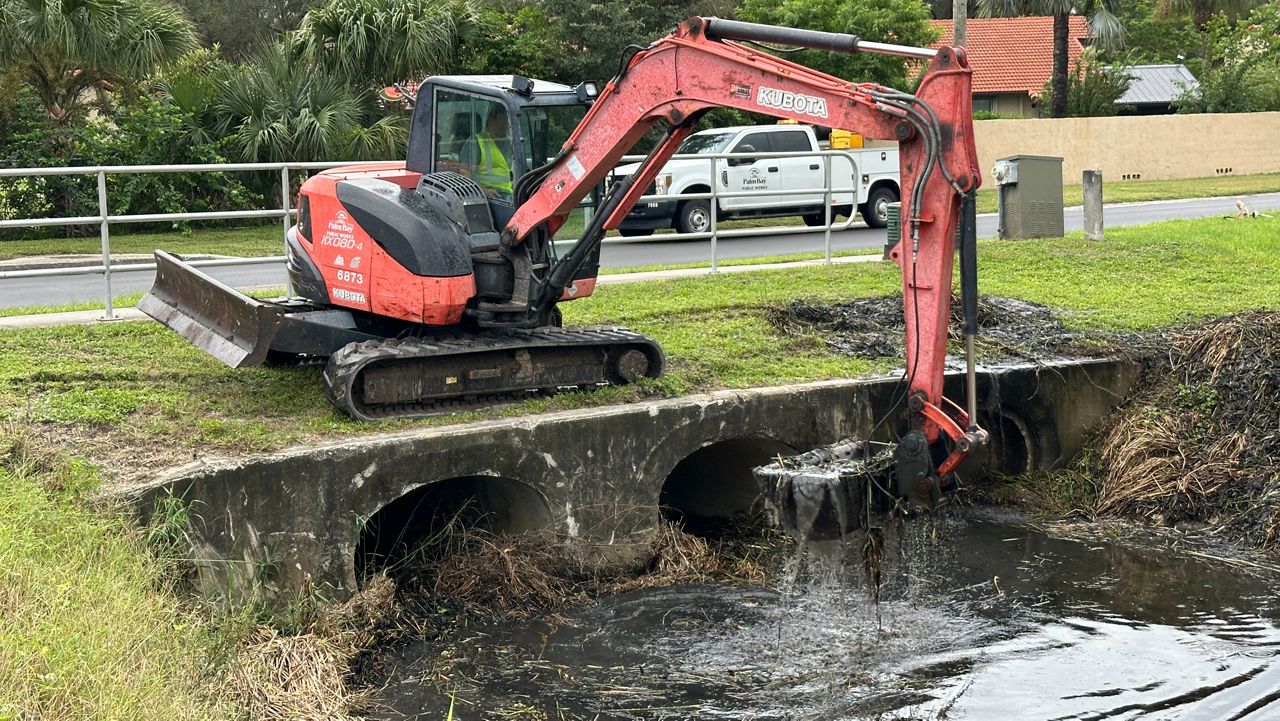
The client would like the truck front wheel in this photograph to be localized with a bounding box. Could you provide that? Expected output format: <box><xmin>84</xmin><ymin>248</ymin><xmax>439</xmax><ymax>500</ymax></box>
<box><xmin>676</xmin><ymin>199</ymin><xmax>712</xmax><ymax>235</ymax></box>
<box><xmin>861</xmin><ymin>186</ymin><xmax>898</xmax><ymax>229</ymax></box>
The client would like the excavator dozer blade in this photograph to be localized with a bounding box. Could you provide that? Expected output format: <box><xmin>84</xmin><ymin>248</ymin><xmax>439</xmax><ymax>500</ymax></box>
<box><xmin>138</xmin><ymin>250</ymin><xmax>285</xmax><ymax>368</ymax></box>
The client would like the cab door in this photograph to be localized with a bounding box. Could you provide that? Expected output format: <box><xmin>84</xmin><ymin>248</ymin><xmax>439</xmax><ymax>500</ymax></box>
<box><xmin>720</xmin><ymin>131</ymin><xmax>778</xmax><ymax>212</ymax></box>
<box><xmin>772</xmin><ymin>129</ymin><xmax>825</xmax><ymax>208</ymax></box>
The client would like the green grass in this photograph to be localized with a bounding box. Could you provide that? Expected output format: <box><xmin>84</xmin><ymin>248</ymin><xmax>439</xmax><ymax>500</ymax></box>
<box><xmin>0</xmin><ymin>215</ymin><xmax>1277</xmax><ymax>478</ymax></box>
<box><xmin>0</xmin><ymin>433</ymin><xmax>231</xmax><ymax>720</ymax></box>
<box><xmin>0</xmin><ymin>225</ymin><xmax>283</xmax><ymax>261</ymax></box>
<box><xmin>3</xmin><ymin>173</ymin><xmax>1277</xmax><ymax>261</ymax></box>
<box><xmin>599</xmin><ymin>248</ymin><xmax>881</xmax><ymax>274</ymax></box>
<box><xmin>0</xmin><ymin>289</ymin><xmax>284</xmax><ymax>319</ymax></box>
<box><xmin>972</xmin><ymin>172</ymin><xmax>1280</xmax><ymax>215</ymax></box>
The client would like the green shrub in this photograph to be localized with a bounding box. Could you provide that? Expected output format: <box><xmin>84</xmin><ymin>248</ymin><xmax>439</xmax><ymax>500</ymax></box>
<box><xmin>1176</xmin><ymin>7</ymin><xmax>1280</xmax><ymax>114</ymax></box>
<box><xmin>0</xmin><ymin>89</ymin><xmax>260</xmax><ymax>238</ymax></box>
<box><xmin>1035</xmin><ymin>50</ymin><xmax>1133</xmax><ymax>117</ymax></box>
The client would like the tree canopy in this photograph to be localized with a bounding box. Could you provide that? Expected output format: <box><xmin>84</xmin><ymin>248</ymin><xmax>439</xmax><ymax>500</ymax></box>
<box><xmin>737</xmin><ymin>0</ymin><xmax>939</xmax><ymax>89</ymax></box>
<box><xmin>458</xmin><ymin>0</ymin><xmax>736</xmax><ymax>84</ymax></box>
<box><xmin>0</xmin><ymin>0</ymin><xmax>197</xmax><ymax>120</ymax></box>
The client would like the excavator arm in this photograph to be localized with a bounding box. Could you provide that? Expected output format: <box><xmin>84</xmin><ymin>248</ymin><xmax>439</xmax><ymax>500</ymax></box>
<box><xmin>508</xmin><ymin>17</ymin><xmax>987</xmax><ymax>509</ymax></box>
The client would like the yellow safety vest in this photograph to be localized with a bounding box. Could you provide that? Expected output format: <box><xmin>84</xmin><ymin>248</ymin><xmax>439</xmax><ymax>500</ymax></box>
<box><xmin>475</xmin><ymin>133</ymin><xmax>513</xmax><ymax>196</ymax></box>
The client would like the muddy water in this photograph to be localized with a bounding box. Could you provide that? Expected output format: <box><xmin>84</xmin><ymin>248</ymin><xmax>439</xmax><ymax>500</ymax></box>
<box><xmin>372</xmin><ymin>512</ymin><xmax>1280</xmax><ymax>720</ymax></box>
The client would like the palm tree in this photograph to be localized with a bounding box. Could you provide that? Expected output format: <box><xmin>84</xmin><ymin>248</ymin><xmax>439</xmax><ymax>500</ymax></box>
<box><xmin>0</xmin><ymin>0</ymin><xmax>196</xmax><ymax>121</ymax></box>
<box><xmin>298</xmin><ymin>0</ymin><xmax>480</xmax><ymax>87</ymax></box>
<box><xmin>978</xmin><ymin>0</ymin><xmax>1125</xmax><ymax>118</ymax></box>
<box><xmin>215</xmin><ymin>35</ymin><xmax>407</xmax><ymax>163</ymax></box>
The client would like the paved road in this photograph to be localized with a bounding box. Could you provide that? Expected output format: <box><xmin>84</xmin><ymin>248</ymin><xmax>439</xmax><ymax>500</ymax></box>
<box><xmin>4</xmin><ymin>192</ymin><xmax>1278</xmax><ymax>309</ymax></box>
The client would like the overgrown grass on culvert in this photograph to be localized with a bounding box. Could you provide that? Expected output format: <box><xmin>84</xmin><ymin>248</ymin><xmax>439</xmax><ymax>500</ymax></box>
<box><xmin>1</xmin><ymin>172</ymin><xmax>1277</xmax><ymax>260</ymax></box>
<box><xmin>0</xmin><ymin>215</ymin><xmax>1276</xmax><ymax>483</ymax></box>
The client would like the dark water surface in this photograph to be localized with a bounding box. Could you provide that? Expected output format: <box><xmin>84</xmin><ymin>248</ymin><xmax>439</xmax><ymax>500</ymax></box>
<box><xmin>372</xmin><ymin>512</ymin><xmax>1280</xmax><ymax>720</ymax></box>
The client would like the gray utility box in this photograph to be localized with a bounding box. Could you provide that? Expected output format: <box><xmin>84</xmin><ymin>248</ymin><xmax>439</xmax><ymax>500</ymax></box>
<box><xmin>993</xmin><ymin>155</ymin><xmax>1064</xmax><ymax>239</ymax></box>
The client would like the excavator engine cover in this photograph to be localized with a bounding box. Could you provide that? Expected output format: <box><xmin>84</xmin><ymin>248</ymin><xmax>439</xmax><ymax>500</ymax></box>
<box><xmin>333</xmin><ymin>178</ymin><xmax>474</xmax><ymax>278</ymax></box>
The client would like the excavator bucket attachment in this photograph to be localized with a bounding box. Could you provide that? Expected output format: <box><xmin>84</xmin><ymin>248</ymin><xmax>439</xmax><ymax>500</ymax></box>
<box><xmin>753</xmin><ymin>438</ymin><xmax>897</xmax><ymax>541</ymax></box>
<box><xmin>138</xmin><ymin>250</ymin><xmax>285</xmax><ymax>368</ymax></box>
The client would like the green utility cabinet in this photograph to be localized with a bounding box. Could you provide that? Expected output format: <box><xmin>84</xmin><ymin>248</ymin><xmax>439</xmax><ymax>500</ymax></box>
<box><xmin>993</xmin><ymin>155</ymin><xmax>1064</xmax><ymax>239</ymax></box>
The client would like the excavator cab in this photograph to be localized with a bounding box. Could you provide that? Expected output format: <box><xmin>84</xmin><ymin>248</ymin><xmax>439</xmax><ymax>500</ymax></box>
<box><xmin>405</xmin><ymin>75</ymin><xmax>600</xmax><ymax>231</ymax></box>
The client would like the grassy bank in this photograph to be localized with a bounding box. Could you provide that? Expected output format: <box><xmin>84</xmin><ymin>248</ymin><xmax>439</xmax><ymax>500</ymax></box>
<box><xmin>0</xmin><ymin>214</ymin><xmax>1277</xmax><ymax>484</ymax></box>
<box><xmin>0</xmin><ymin>433</ymin><xmax>229</xmax><ymax>720</ymax></box>
<box><xmin>1</xmin><ymin>172</ymin><xmax>1277</xmax><ymax>260</ymax></box>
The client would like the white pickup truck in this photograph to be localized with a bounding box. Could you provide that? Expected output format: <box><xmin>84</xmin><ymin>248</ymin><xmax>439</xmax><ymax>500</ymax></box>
<box><xmin>616</xmin><ymin>124</ymin><xmax>900</xmax><ymax>236</ymax></box>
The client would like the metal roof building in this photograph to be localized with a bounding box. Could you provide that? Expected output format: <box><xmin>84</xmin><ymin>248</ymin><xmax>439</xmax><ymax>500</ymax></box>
<box><xmin>1112</xmin><ymin>64</ymin><xmax>1199</xmax><ymax>113</ymax></box>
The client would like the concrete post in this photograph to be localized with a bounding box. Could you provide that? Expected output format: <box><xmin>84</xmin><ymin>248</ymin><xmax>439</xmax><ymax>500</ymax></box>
<box><xmin>952</xmin><ymin>0</ymin><xmax>967</xmax><ymax>46</ymax></box>
<box><xmin>1083</xmin><ymin>169</ymin><xmax>1104</xmax><ymax>241</ymax></box>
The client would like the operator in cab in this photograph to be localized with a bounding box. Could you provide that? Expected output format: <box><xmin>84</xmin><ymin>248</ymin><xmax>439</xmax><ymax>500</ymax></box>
<box><xmin>460</xmin><ymin>107</ymin><xmax>514</xmax><ymax>201</ymax></box>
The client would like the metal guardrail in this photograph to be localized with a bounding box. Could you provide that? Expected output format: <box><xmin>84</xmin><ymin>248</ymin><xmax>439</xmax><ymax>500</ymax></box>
<box><xmin>610</xmin><ymin>149</ymin><xmax>865</xmax><ymax>272</ymax></box>
<box><xmin>0</xmin><ymin>161</ymin><xmax>360</xmax><ymax>319</ymax></box>
<box><xmin>0</xmin><ymin>149</ymin><xmax>883</xmax><ymax>318</ymax></box>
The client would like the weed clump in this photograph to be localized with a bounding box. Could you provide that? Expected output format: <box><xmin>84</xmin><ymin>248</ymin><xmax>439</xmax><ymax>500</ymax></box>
<box><xmin>1092</xmin><ymin>311</ymin><xmax>1280</xmax><ymax>549</ymax></box>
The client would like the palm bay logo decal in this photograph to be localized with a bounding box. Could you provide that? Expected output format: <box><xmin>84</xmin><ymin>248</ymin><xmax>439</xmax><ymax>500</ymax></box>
<box><xmin>756</xmin><ymin>86</ymin><xmax>829</xmax><ymax>118</ymax></box>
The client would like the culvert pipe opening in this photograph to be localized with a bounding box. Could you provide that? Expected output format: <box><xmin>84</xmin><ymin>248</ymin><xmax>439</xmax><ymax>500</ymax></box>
<box><xmin>355</xmin><ymin>475</ymin><xmax>551</xmax><ymax>582</ymax></box>
<box><xmin>660</xmin><ymin>437</ymin><xmax>798</xmax><ymax>537</ymax></box>
<box><xmin>975</xmin><ymin>410</ymin><xmax>1034</xmax><ymax>476</ymax></box>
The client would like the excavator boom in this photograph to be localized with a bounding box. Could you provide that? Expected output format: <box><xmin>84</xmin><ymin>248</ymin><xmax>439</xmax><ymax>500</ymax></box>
<box><xmin>502</xmin><ymin>17</ymin><xmax>987</xmax><ymax>517</ymax></box>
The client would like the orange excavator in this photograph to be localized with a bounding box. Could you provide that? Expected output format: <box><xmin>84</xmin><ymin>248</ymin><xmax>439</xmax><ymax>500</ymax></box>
<box><xmin>141</xmin><ymin>17</ymin><xmax>986</xmax><ymax>529</ymax></box>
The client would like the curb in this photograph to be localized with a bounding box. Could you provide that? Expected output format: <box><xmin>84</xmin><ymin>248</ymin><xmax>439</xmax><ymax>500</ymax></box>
<box><xmin>0</xmin><ymin>253</ymin><xmax>229</xmax><ymax>272</ymax></box>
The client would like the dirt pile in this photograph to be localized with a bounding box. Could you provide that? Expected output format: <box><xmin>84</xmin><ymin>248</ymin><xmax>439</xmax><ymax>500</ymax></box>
<box><xmin>1092</xmin><ymin>311</ymin><xmax>1280</xmax><ymax>550</ymax></box>
<box><xmin>768</xmin><ymin>295</ymin><xmax>1150</xmax><ymax>364</ymax></box>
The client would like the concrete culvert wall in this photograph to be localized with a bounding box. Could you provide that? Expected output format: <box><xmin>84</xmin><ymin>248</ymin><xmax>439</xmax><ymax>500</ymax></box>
<box><xmin>660</xmin><ymin>437</ymin><xmax>797</xmax><ymax>536</ymax></box>
<box><xmin>355</xmin><ymin>475</ymin><xmax>551</xmax><ymax>581</ymax></box>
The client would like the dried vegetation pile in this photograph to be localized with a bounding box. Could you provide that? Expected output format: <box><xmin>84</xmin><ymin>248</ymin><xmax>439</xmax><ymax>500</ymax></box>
<box><xmin>224</xmin><ymin>575</ymin><xmax>401</xmax><ymax>721</ymax></box>
<box><xmin>404</xmin><ymin>521</ymin><xmax>780</xmax><ymax>622</ymax></box>
<box><xmin>1092</xmin><ymin>311</ymin><xmax>1280</xmax><ymax>550</ymax></box>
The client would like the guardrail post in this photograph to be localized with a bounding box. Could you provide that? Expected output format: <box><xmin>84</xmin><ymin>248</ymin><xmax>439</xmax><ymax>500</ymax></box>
<box><xmin>709</xmin><ymin>156</ymin><xmax>719</xmax><ymax>273</ymax></box>
<box><xmin>281</xmin><ymin>166</ymin><xmax>294</xmax><ymax>298</ymax></box>
<box><xmin>823</xmin><ymin>155</ymin><xmax>833</xmax><ymax>264</ymax></box>
<box><xmin>96</xmin><ymin>170</ymin><xmax>117</xmax><ymax>321</ymax></box>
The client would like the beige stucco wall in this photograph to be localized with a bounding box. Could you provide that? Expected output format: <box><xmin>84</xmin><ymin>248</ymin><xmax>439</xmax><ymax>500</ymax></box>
<box><xmin>973</xmin><ymin>112</ymin><xmax>1280</xmax><ymax>183</ymax></box>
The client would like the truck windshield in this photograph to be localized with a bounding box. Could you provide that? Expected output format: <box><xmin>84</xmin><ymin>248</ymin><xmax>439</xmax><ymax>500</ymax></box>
<box><xmin>677</xmin><ymin>132</ymin><xmax>734</xmax><ymax>155</ymax></box>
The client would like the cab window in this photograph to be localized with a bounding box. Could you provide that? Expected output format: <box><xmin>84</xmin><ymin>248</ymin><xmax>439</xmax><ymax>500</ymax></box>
<box><xmin>433</xmin><ymin>89</ymin><xmax>511</xmax><ymax>199</ymax></box>
<box><xmin>520</xmin><ymin>104</ymin><xmax>587</xmax><ymax>170</ymax></box>
<box><xmin>733</xmin><ymin>132</ymin><xmax>773</xmax><ymax>153</ymax></box>
<box><xmin>521</xmin><ymin>103</ymin><xmax>594</xmax><ymax>240</ymax></box>
<box><xmin>772</xmin><ymin>131</ymin><xmax>812</xmax><ymax>153</ymax></box>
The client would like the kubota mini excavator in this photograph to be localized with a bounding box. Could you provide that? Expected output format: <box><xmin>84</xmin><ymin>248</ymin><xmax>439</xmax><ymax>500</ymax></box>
<box><xmin>141</xmin><ymin>17</ymin><xmax>987</xmax><ymax>523</ymax></box>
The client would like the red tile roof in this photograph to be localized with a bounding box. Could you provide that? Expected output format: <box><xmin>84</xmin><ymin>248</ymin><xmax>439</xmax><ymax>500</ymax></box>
<box><xmin>930</xmin><ymin>17</ymin><xmax>1090</xmax><ymax>96</ymax></box>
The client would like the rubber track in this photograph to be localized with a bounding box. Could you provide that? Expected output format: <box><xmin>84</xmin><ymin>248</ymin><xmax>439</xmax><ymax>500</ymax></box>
<box><xmin>323</xmin><ymin>326</ymin><xmax>664</xmax><ymax>421</ymax></box>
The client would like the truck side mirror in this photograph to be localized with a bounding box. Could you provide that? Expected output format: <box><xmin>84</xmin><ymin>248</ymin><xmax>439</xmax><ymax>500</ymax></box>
<box><xmin>728</xmin><ymin>144</ymin><xmax>756</xmax><ymax>167</ymax></box>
